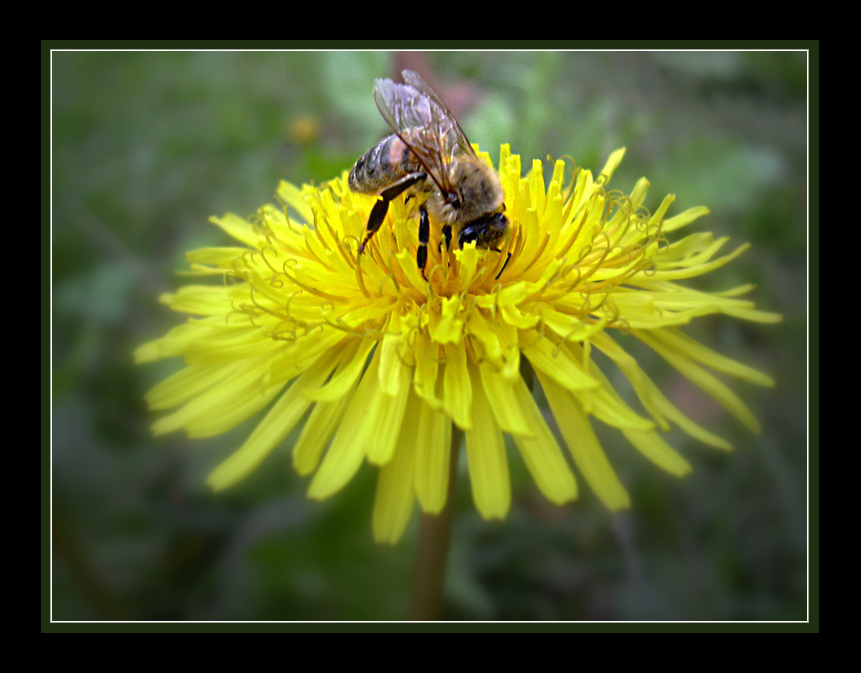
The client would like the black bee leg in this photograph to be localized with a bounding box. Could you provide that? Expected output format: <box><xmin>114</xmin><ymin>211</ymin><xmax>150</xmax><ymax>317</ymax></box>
<box><xmin>440</xmin><ymin>224</ymin><xmax>452</xmax><ymax>253</ymax></box>
<box><xmin>357</xmin><ymin>172</ymin><xmax>426</xmax><ymax>254</ymax></box>
<box><xmin>358</xmin><ymin>198</ymin><xmax>390</xmax><ymax>253</ymax></box>
<box><xmin>495</xmin><ymin>252</ymin><xmax>512</xmax><ymax>280</ymax></box>
<box><xmin>416</xmin><ymin>205</ymin><xmax>429</xmax><ymax>279</ymax></box>
<box><xmin>431</xmin><ymin>223</ymin><xmax>453</xmax><ymax>275</ymax></box>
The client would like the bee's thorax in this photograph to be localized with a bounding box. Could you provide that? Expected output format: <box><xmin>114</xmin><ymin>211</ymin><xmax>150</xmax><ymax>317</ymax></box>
<box><xmin>425</xmin><ymin>158</ymin><xmax>504</xmax><ymax>226</ymax></box>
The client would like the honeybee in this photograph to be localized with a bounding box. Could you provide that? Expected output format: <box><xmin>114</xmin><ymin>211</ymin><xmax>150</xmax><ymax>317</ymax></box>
<box><xmin>349</xmin><ymin>70</ymin><xmax>509</xmax><ymax>279</ymax></box>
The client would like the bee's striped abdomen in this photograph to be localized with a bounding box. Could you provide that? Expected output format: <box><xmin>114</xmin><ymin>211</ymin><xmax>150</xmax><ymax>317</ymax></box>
<box><xmin>349</xmin><ymin>134</ymin><xmax>422</xmax><ymax>194</ymax></box>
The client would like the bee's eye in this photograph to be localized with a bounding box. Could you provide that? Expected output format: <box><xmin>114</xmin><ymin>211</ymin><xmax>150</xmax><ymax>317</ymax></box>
<box><xmin>445</xmin><ymin>191</ymin><xmax>461</xmax><ymax>209</ymax></box>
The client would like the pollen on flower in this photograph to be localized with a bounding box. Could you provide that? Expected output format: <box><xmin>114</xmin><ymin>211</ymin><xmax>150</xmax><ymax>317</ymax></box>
<box><xmin>136</xmin><ymin>144</ymin><xmax>781</xmax><ymax>544</ymax></box>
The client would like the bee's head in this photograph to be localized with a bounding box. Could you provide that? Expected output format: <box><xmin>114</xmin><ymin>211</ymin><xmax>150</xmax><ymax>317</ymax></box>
<box><xmin>458</xmin><ymin>210</ymin><xmax>509</xmax><ymax>249</ymax></box>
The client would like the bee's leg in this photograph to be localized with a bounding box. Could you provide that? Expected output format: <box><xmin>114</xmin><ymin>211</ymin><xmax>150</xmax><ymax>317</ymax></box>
<box><xmin>416</xmin><ymin>205</ymin><xmax>430</xmax><ymax>279</ymax></box>
<box><xmin>495</xmin><ymin>252</ymin><xmax>512</xmax><ymax>280</ymax></box>
<box><xmin>357</xmin><ymin>172</ymin><xmax>426</xmax><ymax>254</ymax></box>
<box><xmin>358</xmin><ymin>199</ymin><xmax>391</xmax><ymax>254</ymax></box>
<box><xmin>431</xmin><ymin>224</ymin><xmax>454</xmax><ymax>275</ymax></box>
<box><xmin>440</xmin><ymin>224</ymin><xmax>452</xmax><ymax>253</ymax></box>
<box><xmin>458</xmin><ymin>213</ymin><xmax>511</xmax><ymax>280</ymax></box>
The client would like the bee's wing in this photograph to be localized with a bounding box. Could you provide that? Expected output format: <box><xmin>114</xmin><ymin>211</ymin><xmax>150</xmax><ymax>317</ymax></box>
<box><xmin>400</xmin><ymin>70</ymin><xmax>475</xmax><ymax>158</ymax></box>
<box><xmin>373</xmin><ymin>71</ymin><xmax>474</xmax><ymax>195</ymax></box>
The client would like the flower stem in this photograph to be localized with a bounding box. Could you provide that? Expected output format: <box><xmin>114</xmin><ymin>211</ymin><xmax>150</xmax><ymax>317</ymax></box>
<box><xmin>409</xmin><ymin>428</ymin><xmax>461</xmax><ymax>621</ymax></box>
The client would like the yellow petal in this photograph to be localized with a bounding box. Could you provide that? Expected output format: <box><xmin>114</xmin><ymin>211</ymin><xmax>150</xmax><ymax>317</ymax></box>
<box><xmin>210</xmin><ymin>212</ymin><xmax>264</xmax><ymax>248</ymax></box>
<box><xmin>303</xmin><ymin>338</ymin><xmax>375</xmax><ymax>402</ymax></box>
<box><xmin>366</xmin><ymin>362</ymin><xmax>413</xmax><ymax>466</ymax></box>
<box><xmin>510</xmin><ymin>377</ymin><xmax>577</xmax><ymax>504</ymax></box>
<box><xmin>378</xmin><ymin>308</ymin><xmax>410</xmax><ymax>397</ymax></box>
<box><xmin>372</xmin><ymin>446</ymin><xmax>417</xmax><ymax>545</ymax></box>
<box><xmin>428</xmin><ymin>295</ymin><xmax>465</xmax><ymax>345</ymax></box>
<box><xmin>152</xmin><ymin>352</ymin><xmax>283</xmax><ymax>438</ymax></box>
<box><xmin>622</xmin><ymin>429</ymin><xmax>692</xmax><ymax>477</ymax></box>
<box><xmin>661</xmin><ymin>206</ymin><xmax>710</xmax><ymax>233</ymax></box>
<box><xmin>206</xmin><ymin>349</ymin><xmax>340</xmax><ymax>491</ymax></box>
<box><xmin>145</xmin><ymin>361</ymin><xmax>239</xmax><ymax>411</ymax></box>
<box><xmin>276</xmin><ymin>180</ymin><xmax>315</xmax><ymax>225</ymax></box>
<box><xmin>590</xmin><ymin>332</ymin><xmax>732</xmax><ymax>451</ymax></box>
<box><xmin>464</xmin><ymin>363</ymin><xmax>510</xmax><ymax>519</ymax></box>
<box><xmin>539</xmin><ymin>372</ymin><xmax>630</xmax><ymax>511</ymax></box>
<box><xmin>598</xmin><ymin>148</ymin><xmax>626</xmax><ymax>184</ymax></box>
<box><xmin>414</xmin><ymin>399</ymin><xmax>453</xmax><ymax>514</ymax></box>
<box><xmin>479</xmin><ymin>364</ymin><xmax>533</xmax><ymax>437</ymax></box>
<box><xmin>635</xmin><ymin>330</ymin><xmax>762</xmax><ymax>433</ymax></box>
<box><xmin>292</xmin><ymin>392</ymin><xmax>353</xmax><ymax>476</ymax></box>
<box><xmin>307</xmin><ymin>354</ymin><xmax>383</xmax><ymax>499</ymax></box>
<box><xmin>413</xmin><ymin>331</ymin><xmax>443</xmax><ymax>410</ymax></box>
<box><xmin>521</xmin><ymin>336</ymin><xmax>600</xmax><ymax>392</ymax></box>
<box><xmin>648</xmin><ymin>327</ymin><xmax>775</xmax><ymax>387</ymax></box>
<box><xmin>443</xmin><ymin>343</ymin><xmax>472</xmax><ymax>431</ymax></box>
<box><xmin>166</xmin><ymin>285</ymin><xmax>235</xmax><ymax>317</ymax></box>
<box><xmin>564</xmin><ymin>343</ymin><xmax>655</xmax><ymax>432</ymax></box>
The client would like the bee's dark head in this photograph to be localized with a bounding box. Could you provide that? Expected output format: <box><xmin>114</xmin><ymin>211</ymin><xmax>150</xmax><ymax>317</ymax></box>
<box><xmin>458</xmin><ymin>211</ymin><xmax>509</xmax><ymax>249</ymax></box>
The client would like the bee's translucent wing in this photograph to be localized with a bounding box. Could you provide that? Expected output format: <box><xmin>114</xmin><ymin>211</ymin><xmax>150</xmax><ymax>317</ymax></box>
<box><xmin>400</xmin><ymin>70</ymin><xmax>475</xmax><ymax>158</ymax></box>
<box><xmin>373</xmin><ymin>71</ymin><xmax>474</xmax><ymax>195</ymax></box>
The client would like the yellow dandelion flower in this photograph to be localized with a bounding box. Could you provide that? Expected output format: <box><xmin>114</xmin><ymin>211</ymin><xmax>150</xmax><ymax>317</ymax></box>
<box><xmin>135</xmin><ymin>143</ymin><xmax>780</xmax><ymax>545</ymax></box>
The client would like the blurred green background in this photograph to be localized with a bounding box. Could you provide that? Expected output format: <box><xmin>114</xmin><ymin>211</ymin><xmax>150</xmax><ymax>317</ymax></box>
<box><xmin>49</xmin><ymin>50</ymin><xmax>809</xmax><ymax>622</ymax></box>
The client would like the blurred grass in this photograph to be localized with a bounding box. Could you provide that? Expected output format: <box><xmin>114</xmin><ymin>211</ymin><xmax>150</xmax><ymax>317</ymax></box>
<box><xmin>49</xmin><ymin>50</ymin><xmax>809</xmax><ymax>622</ymax></box>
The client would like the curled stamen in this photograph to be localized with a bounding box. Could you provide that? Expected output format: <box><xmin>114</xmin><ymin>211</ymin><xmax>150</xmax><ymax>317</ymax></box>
<box><xmin>580</xmin><ymin>289</ymin><xmax>612</xmax><ymax>318</ymax></box>
<box><xmin>372</xmin><ymin>249</ymin><xmax>401</xmax><ymax>297</ymax></box>
<box><xmin>280</xmin><ymin>266</ymin><xmax>346</xmax><ymax>303</ymax></box>
<box><xmin>354</xmin><ymin>243</ymin><xmax>374</xmax><ymax>300</ymax></box>
<box><xmin>341</xmin><ymin>234</ymin><xmax>360</xmax><ymax>266</ymax></box>
<box><xmin>635</xmin><ymin>205</ymin><xmax>652</xmax><ymax>225</ymax></box>
<box><xmin>380</xmin><ymin>270</ymin><xmax>404</xmax><ymax>299</ymax></box>
<box><xmin>269</xmin><ymin>319</ymin><xmax>301</xmax><ymax>342</ymax></box>
<box><xmin>241</xmin><ymin>249</ymin><xmax>262</xmax><ymax>270</ymax></box>
<box><xmin>327</xmin><ymin>224</ymin><xmax>355</xmax><ymax>268</ymax></box>
<box><xmin>259</xmin><ymin>245</ymin><xmax>284</xmax><ymax>278</ymax></box>
<box><xmin>280</xmin><ymin>289</ymin><xmax>305</xmax><ymax>325</ymax></box>
<box><xmin>395</xmin><ymin>329</ymin><xmax>418</xmax><ymax>368</ymax></box>
<box><xmin>425</xmin><ymin>260</ymin><xmax>447</xmax><ymax>297</ymax></box>
<box><xmin>556</xmin><ymin>264</ymin><xmax>584</xmax><ymax>297</ymax></box>
<box><xmin>324</xmin><ymin>314</ymin><xmax>386</xmax><ymax>339</ymax></box>
<box><xmin>246</xmin><ymin>287</ymin><xmax>291</xmax><ymax>324</ymax></box>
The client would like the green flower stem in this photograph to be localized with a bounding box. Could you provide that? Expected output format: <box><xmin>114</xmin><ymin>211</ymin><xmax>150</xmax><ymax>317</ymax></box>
<box><xmin>409</xmin><ymin>429</ymin><xmax>461</xmax><ymax>621</ymax></box>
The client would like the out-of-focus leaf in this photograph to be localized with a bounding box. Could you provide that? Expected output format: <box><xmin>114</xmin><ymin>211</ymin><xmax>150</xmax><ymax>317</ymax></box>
<box><xmin>321</xmin><ymin>52</ymin><xmax>392</xmax><ymax>149</ymax></box>
<box><xmin>654</xmin><ymin>140</ymin><xmax>785</xmax><ymax>214</ymax></box>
